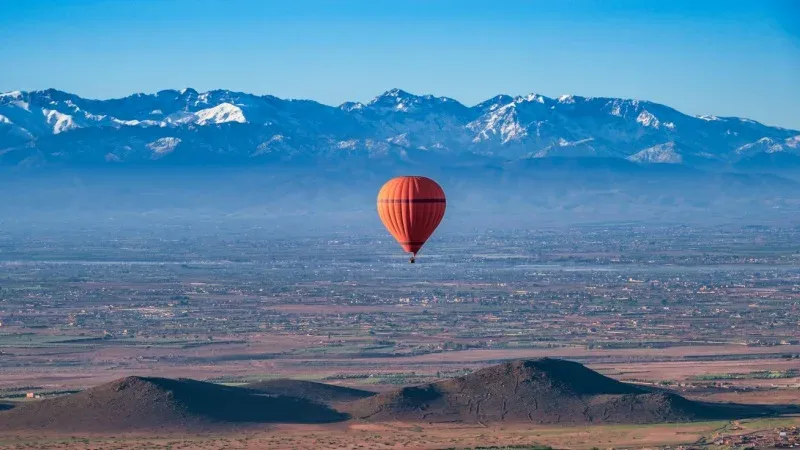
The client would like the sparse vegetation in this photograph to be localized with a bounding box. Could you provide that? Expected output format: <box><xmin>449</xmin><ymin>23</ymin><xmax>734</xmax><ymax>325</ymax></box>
<box><xmin>691</xmin><ymin>370</ymin><xmax>800</xmax><ymax>381</ymax></box>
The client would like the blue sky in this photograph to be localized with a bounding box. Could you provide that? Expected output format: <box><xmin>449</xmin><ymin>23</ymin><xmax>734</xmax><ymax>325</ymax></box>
<box><xmin>1</xmin><ymin>0</ymin><xmax>798</xmax><ymax>129</ymax></box>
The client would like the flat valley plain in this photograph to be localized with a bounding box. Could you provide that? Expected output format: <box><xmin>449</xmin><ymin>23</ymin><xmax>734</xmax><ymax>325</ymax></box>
<box><xmin>1</xmin><ymin>223</ymin><xmax>799</xmax><ymax>449</ymax></box>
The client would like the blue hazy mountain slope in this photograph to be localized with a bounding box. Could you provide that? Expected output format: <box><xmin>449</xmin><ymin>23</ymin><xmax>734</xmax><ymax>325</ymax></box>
<box><xmin>1</xmin><ymin>161</ymin><xmax>798</xmax><ymax>232</ymax></box>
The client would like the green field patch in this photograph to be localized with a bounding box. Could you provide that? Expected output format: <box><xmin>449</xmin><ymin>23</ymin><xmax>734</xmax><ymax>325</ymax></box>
<box><xmin>690</xmin><ymin>369</ymin><xmax>799</xmax><ymax>381</ymax></box>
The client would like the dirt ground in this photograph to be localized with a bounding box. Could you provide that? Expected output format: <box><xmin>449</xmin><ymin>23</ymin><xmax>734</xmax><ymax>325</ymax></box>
<box><xmin>4</xmin><ymin>341</ymin><xmax>799</xmax><ymax>449</ymax></box>
<box><xmin>2</xmin><ymin>417</ymin><xmax>799</xmax><ymax>450</ymax></box>
<box><xmin>4</xmin><ymin>342</ymin><xmax>799</xmax><ymax>392</ymax></box>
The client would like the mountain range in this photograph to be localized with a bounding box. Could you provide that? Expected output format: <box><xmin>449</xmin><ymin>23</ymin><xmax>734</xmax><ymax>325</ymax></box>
<box><xmin>1</xmin><ymin>88</ymin><xmax>798</xmax><ymax>169</ymax></box>
<box><xmin>3</xmin><ymin>87</ymin><xmax>800</xmax><ymax>227</ymax></box>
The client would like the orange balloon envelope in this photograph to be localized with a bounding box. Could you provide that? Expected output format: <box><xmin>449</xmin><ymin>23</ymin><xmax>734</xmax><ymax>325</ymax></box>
<box><xmin>377</xmin><ymin>176</ymin><xmax>446</xmax><ymax>262</ymax></box>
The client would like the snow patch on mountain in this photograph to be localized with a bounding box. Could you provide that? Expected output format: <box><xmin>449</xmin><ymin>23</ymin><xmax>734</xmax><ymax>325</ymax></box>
<box><xmin>336</xmin><ymin>140</ymin><xmax>358</xmax><ymax>150</ymax></box>
<box><xmin>42</xmin><ymin>109</ymin><xmax>79</xmax><ymax>134</ymax></box>
<box><xmin>628</xmin><ymin>142</ymin><xmax>683</xmax><ymax>164</ymax></box>
<box><xmin>557</xmin><ymin>94</ymin><xmax>576</xmax><ymax>104</ymax></box>
<box><xmin>387</xmin><ymin>133</ymin><xmax>410</xmax><ymax>147</ymax></box>
<box><xmin>332</xmin><ymin>138</ymin><xmax>392</xmax><ymax>155</ymax></box>
<box><xmin>10</xmin><ymin>100</ymin><xmax>31</xmax><ymax>112</ymax></box>
<box><xmin>558</xmin><ymin>137</ymin><xmax>595</xmax><ymax>147</ymax></box>
<box><xmin>468</xmin><ymin>104</ymin><xmax>527</xmax><ymax>144</ymax></box>
<box><xmin>528</xmin><ymin>136</ymin><xmax>597</xmax><ymax>158</ymax></box>
<box><xmin>112</xmin><ymin>118</ymin><xmax>160</xmax><ymax>127</ymax></box>
<box><xmin>784</xmin><ymin>135</ymin><xmax>800</xmax><ymax>149</ymax></box>
<box><xmin>517</xmin><ymin>93</ymin><xmax>546</xmax><ymax>104</ymax></box>
<box><xmin>339</xmin><ymin>102</ymin><xmax>364</xmax><ymax>112</ymax></box>
<box><xmin>253</xmin><ymin>134</ymin><xmax>289</xmax><ymax>155</ymax></box>
<box><xmin>193</xmin><ymin>103</ymin><xmax>246</xmax><ymax>125</ymax></box>
<box><xmin>146</xmin><ymin>137</ymin><xmax>181</xmax><ymax>155</ymax></box>
<box><xmin>0</xmin><ymin>114</ymin><xmax>11</xmax><ymax>124</ymax></box>
<box><xmin>499</xmin><ymin>117</ymin><xmax>527</xmax><ymax>143</ymax></box>
<box><xmin>0</xmin><ymin>91</ymin><xmax>22</xmax><ymax>100</ymax></box>
<box><xmin>195</xmin><ymin>92</ymin><xmax>211</xmax><ymax>105</ymax></box>
<box><xmin>378</xmin><ymin>88</ymin><xmax>405</xmax><ymax>99</ymax></box>
<box><xmin>165</xmin><ymin>103</ymin><xmax>246</xmax><ymax>126</ymax></box>
<box><xmin>82</xmin><ymin>112</ymin><xmax>108</xmax><ymax>123</ymax></box>
<box><xmin>603</xmin><ymin>99</ymin><xmax>642</xmax><ymax>118</ymax></box>
<box><xmin>636</xmin><ymin>111</ymin><xmax>660</xmax><ymax>129</ymax></box>
<box><xmin>736</xmin><ymin>137</ymin><xmax>785</xmax><ymax>155</ymax></box>
<box><xmin>61</xmin><ymin>99</ymin><xmax>80</xmax><ymax>111</ymax></box>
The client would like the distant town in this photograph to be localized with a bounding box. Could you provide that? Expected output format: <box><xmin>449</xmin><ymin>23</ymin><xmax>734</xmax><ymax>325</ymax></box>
<box><xmin>1</xmin><ymin>224</ymin><xmax>798</xmax><ymax>398</ymax></box>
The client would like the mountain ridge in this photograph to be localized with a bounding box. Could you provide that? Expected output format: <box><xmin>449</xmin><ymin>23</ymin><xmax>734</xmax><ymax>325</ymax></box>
<box><xmin>1</xmin><ymin>87</ymin><xmax>797</xmax><ymax>169</ymax></box>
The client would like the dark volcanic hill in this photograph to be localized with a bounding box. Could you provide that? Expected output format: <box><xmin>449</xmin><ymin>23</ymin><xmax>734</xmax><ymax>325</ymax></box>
<box><xmin>344</xmin><ymin>358</ymin><xmax>748</xmax><ymax>425</ymax></box>
<box><xmin>0</xmin><ymin>376</ymin><xmax>346</xmax><ymax>432</ymax></box>
<box><xmin>245</xmin><ymin>379</ymin><xmax>375</xmax><ymax>404</ymax></box>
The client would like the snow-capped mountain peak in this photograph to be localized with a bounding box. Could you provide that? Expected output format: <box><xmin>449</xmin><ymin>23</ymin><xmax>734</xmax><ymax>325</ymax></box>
<box><xmin>366</xmin><ymin>88</ymin><xmax>421</xmax><ymax>112</ymax></box>
<box><xmin>339</xmin><ymin>101</ymin><xmax>365</xmax><ymax>112</ymax></box>
<box><xmin>165</xmin><ymin>103</ymin><xmax>246</xmax><ymax>126</ymax></box>
<box><xmin>516</xmin><ymin>93</ymin><xmax>547</xmax><ymax>104</ymax></box>
<box><xmin>366</xmin><ymin>89</ymin><xmax>458</xmax><ymax>112</ymax></box>
<box><xmin>193</xmin><ymin>103</ymin><xmax>246</xmax><ymax>125</ymax></box>
<box><xmin>370</xmin><ymin>88</ymin><xmax>413</xmax><ymax>103</ymax></box>
<box><xmin>557</xmin><ymin>94</ymin><xmax>577</xmax><ymax>104</ymax></box>
<box><xmin>0</xmin><ymin>90</ymin><xmax>23</xmax><ymax>100</ymax></box>
<box><xmin>475</xmin><ymin>95</ymin><xmax>515</xmax><ymax>112</ymax></box>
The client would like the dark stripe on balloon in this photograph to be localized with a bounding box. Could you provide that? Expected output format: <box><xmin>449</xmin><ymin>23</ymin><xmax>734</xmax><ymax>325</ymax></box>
<box><xmin>399</xmin><ymin>241</ymin><xmax>427</xmax><ymax>245</ymax></box>
<box><xmin>378</xmin><ymin>199</ymin><xmax>446</xmax><ymax>204</ymax></box>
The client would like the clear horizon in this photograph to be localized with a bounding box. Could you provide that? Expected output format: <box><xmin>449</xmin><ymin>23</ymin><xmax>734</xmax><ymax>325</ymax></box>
<box><xmin>1</xmin><ymin>0</ymin><xmax>798</xmax><ymax>128</ymax></box>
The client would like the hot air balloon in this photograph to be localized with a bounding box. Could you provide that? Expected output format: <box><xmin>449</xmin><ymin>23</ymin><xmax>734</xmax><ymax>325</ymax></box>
<box><xmin>377</xmin><ymin>176</ymin><xmax>446</xmax><ymax>263</ymax></box>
